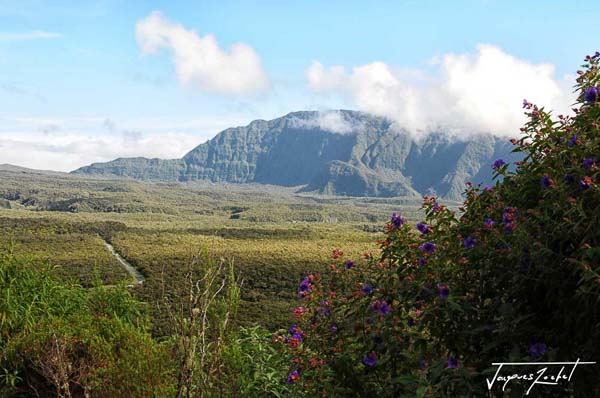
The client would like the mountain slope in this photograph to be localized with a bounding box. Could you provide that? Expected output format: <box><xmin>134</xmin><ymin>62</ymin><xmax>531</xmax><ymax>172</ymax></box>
<box><xmin>72</xmin><ymin>110</ymin><xmax>520</xmax><ymax>200</ymax></box>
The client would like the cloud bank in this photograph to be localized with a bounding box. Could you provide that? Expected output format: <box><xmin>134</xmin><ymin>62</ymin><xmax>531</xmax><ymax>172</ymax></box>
<box><xmin>0</xmin><ymin>131</ymin><xmax>201</xmax><ymax>172</ymax></box>
<box><xmin>307</xmin><ymin>44</ymin><xmax>573</xmax><ymax>136</ymax></box>
<box><xmin>136</xmin><ymin>11</ymin><xmax>269</xmax><ymax>95</ymax></box>
<box><xmin>0</xmin><ymin>115</ymin><xmax>255</xmax><ymax>172</ymax></box>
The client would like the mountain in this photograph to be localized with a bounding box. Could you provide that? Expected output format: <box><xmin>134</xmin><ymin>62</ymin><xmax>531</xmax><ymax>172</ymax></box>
<box><xmin>72</xmin><ymin>110</ymin><xmax>520</xmax><ymax>200</ymax></box>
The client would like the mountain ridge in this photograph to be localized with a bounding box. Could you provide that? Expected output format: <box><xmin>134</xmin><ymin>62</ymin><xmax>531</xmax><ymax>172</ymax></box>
<box><xmin>72</xmin><ymin>110</ymin><xmax>520</xmax><ymax>200</ymax></box>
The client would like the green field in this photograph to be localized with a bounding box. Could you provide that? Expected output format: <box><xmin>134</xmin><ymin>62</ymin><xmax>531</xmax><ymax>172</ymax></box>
<box><xmin>0</xmin><ymin>166</ymin><xmax>457</xmax><ymax>332</ymax></box>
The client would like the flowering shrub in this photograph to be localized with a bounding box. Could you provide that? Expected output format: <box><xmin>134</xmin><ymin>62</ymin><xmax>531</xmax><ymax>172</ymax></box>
<box><xmin>281</xmin><ymin>54</ymin><xmax>600</xmax><ymax>397</ymax></box>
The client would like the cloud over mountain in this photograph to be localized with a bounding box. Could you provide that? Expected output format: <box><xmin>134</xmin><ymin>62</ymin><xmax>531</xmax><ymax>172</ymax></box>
<box><xmin>307</xmin><ymin>44</ymin><xmax>572</xmax><ymax>137</ymax></box>
<box><xmin>136</xmin><ymin>11</ymin><xmax>270</xmax><ymax>95</ymax></box>
<box><xmin>287</xmin><ymin>110</ymin><xmax>365</xmax><ymax>134</ymax></box>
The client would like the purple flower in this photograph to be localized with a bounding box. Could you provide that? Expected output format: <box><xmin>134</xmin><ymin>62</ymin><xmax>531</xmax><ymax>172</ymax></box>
<box><xmin>565</xmin><ymin>174</ymin><xmax>576</xmax><ymax>184</ymax></box>
<box><xmin>345</xmin><ymin>260</ymin><xmax>354</xmax><ymax>270</ymax></box>
<box><xmin>584</xmin><ymin>86</ymin><xmax>598</xmax><ymax>103</ymax></box>
<box><xmin>568</xmin><ymin>134</ymin><xmax>577</xmax><ymax>147</ymax></box>
<box><xmin>419</xmin><ymin>242</ymin><xmax>436</xmax><ymax>253</ymax></box>
<box><xmin>541</xmin><ymin>174</ymin><xmax>552</xmax><ymax>188</ymax></box>
<box><xmin>418</xmin><ymin>257</ymin><xmax>426</xmax><ymax>267</ymax></box>
<box><xmin>390</xmin><ymin>212</ymin><xmax>405</xmax><ymax>229</ymax></box>
<box><xmin>362</xmin><ymin>352</ymin><xmax>378</xmax><ymax>367</ymax></box>
<box><xmin>287</xmin><ymin>370</ymin><xmax>299</xmax><ymax>384</ymax></box>
<box><xmin>504</xmin><ymin>222</ymin><xmax>517</xmax><ymax>234</ymax></box>
<box><xmin>502</xmin><ymin>207</ymin><xmax>517</xmax><ymax>223</ymax></box>
<box><xmin>287</xmin><ymin>325</ymin><xmax>304</xmax><ymax>344</ymax></box>
<box><xmin>330</xmin><ymin>324</ymin><xmax>338</xmax><ymax>333</ymax></box>
<box><xmin>319</xmin><ymin>301</ymin><xmax>331</xmax><ymax>317</ymax></box>
<box><xmin>594</xmin><ymin>51</ymin><xmax>600</xmax><ymax>59</ymax></box>
<box><xmin>483</xmin><ymin>185</ymin><xmax>493</xmax><ymax>192</ymax></box>
<box><xmin>447</xmin><ymin>357</ymin><xmax>458</xmax><ymax>369</ymax></box>
<box><xmin>463</xmin><ymin>236</ymin><xmax>475</xmax><ymax>249</ymax></box>
<box><xmin>484</xmin><ymin>218</ymin><xmax>495</xmax><ymax>230</ymax></box>
<box><xmin>437</xmin><ymin>283</ymin><xmax>450</xmax><ymax>299</ymax></box>
<box><xmin>529</xmin><ymin>342</ymin><xmax>547</xmax><ymax>357</ymax></box>
<box><xmin>378</xmin><ymin>301</ymin><xmax>390</xmax><ymax>316</ymax></box>
<box><xmin>289</xmin><ymin>324</ymin><xmax>302</xmax><ymax>335</ymax></box>
<box><xmin>583</xmin><ymin>158</ymin><xmax>595</xmax><ymax>169</ymax></box>
<box><xmin>492</xmin><ymin>159</ymin><xmax>506</xmax><ymax>170</ymax></box>
<box><xmin>291</xmin><ymin>333</ymin><xmax>303</xmax><ymax>342</ymax></box>
<box><xmin>416</xmin><ymin>222</ymin><xmax>431</xmax><ymax>235</ymax></box>
<box><xmin>361</xmin><ymin>284</ymin><xmax>373</xmax><ymax>295</ymax></box>
<box><xmin>371</xmin><ymin>300</ymin><xmax>390</xmax><ymax>316</ymax></box>
<box><xmin>502</xmin><ymin>207</ymin><xmax>518</xmax><ymax>234</ymax></box>
<box><xmin>420</xmin><ymin>358</ymin><xmax>428</xmax><ymax>370</ymax></box>
<box><xmin>298</xmin><ymin>277</ymin><xmax>311</xmax><ymax>297</ymax></box>
<box><xmin>407</xmin><ymin>317</ymin><xmax>415</xmax><ymax>327</ymax></box>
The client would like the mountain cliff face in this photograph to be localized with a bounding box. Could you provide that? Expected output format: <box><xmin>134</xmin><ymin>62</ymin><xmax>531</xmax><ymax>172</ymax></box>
<box><xmin>72</xmin><ymin>110</ymin><xmax>520</xmax><ymax>200</ymax></box>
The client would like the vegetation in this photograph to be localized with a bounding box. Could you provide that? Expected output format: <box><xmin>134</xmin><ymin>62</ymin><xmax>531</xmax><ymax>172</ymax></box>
<box><xmin>0</xmin><ymin>249</ymin><xmax>298</xmax><ymax>397</ymax></box>
<box><xmin>0</xmin><ymin>250</ymin><xmax>176</xmax><ymax>397</ymax></box>
<box><xmin>0</xmin><ymin>218</ymin><xmax>129</xmax><ymax>285</ymax></box>
<box><xmin>280</xmin><ymin>54</ymin><xmax>600</xmax><ymax>397</ymax></box>
<box><xmin>1</xmin><ymin>52</ymin><xmax>596</xmax><ymax>398</ymax></box>
<box><xmin>0</xmin><ymin>169</ymin><xmax>432</xmax><ymax>331</ymax></box>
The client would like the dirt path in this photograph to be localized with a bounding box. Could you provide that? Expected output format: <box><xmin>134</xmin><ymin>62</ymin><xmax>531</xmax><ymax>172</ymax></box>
<box><xmin>103</xmin><ymin>240</ymin><xmax>145</xmax><ymax>285</ymax></box>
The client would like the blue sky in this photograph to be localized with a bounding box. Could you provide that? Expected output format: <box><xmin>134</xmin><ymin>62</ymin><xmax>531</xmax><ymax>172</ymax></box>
<box><xmin>0</xmin><ymin>0</ymin><xmax>598</xmax><ymax>170</ymax></box>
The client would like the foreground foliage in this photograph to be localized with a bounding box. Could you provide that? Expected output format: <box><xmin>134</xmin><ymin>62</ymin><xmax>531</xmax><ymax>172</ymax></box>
<box><xmin>0</xmin><ymin>251</ymin><xmax>293</xmax><ymax>397</ymax></box>
<box><xmin>283</xmin><ymin>54</ymin><xmax>600</xmax><ymax>397</ymax></box>
<box><xmin>0</xmin><ymin>251</ymin><xmax>175</xmax><ymax>397</ymax></box>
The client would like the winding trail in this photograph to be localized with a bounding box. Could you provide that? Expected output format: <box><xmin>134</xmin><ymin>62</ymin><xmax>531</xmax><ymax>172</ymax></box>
<box><xmin>103</xmin><ymin>240</ymin><xmax>145</xmax><ymax>285</ymax></box>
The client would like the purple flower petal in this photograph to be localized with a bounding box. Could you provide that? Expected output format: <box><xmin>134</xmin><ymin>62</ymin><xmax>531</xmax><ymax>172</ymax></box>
<box><xmin>447</xmin><ymin>357</ymin><xmax>458</xmax><ymax>369</ymax></box>
<box><xmin>419</xmin><ymin>242</ymin><xmax>436</xmax><ymax>253</ymax></box>
<box><xmin>584</xmin><ymin>86</ymin><xmax>598</xmax><ymax>103</ymax></box>
<box><xmin>362</xmin><ymin>352</ymin><xmax>378</xmax><ymax>367</ymax></box>
<box><xmin>492</xmin><ymin>159</ymin><xmax>506</xmax><ymax>170</ymax></box>
<box><xmin>437</xmin><ymin>283</ymin><xmax>450</xmax><ymax>299</ymax></box>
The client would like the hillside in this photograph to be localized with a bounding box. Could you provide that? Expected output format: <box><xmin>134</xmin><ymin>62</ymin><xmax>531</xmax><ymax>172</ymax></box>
<box><xmin>72</xmin><ymin>110</ymin><xmax>520</xmax><ymax>200</ymax></box>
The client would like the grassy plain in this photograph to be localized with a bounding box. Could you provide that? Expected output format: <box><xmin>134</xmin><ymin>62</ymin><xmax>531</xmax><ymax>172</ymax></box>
<box><xmin>0</xmin><ymin>165</ymin><xmax>457</xmax><ymax>332</ymax></box>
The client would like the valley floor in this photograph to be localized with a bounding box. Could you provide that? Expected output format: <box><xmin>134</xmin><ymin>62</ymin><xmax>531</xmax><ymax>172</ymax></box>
<box><xmin>0</xmin><ymin>167</ymin><xmax>452</xmax><ymax>331</ymax></box>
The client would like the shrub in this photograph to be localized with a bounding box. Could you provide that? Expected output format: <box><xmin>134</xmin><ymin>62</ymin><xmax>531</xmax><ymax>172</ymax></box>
<box><xmin>282</xmin><ymin>53</ymin><xmax>600</xmax><ymax>397</ymax></box>
<box><xmin>220</xmin><ymin>326</ymin><xmax>294</xmax><ymax>397</ymax></box>
<box><xmin>158</xmin><ymin>248</ymin><xmax>293</xmax><ymax>397</ymax></box>
<box><xmin>0</xmin><ymin>250</ymin><xmax>175</xmax><ymax>397</ymax></box>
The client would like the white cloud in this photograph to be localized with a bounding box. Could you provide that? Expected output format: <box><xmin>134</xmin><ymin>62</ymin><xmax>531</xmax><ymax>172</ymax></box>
<box><xmin>0</xmin><ymin>131</ymin><xmax>201</xmax><ymax>172</ymax></box>
<box><xmin>286</xmin><ymin>110</ymin><xmax>365</xmax><ymax>134</ymax></box>
<box><xmin>0</xmin><ymin>113</ymin><xmax>259</xmax><ymax>172</ymax></box>
<box><xmin>314</xmin><ymin>111</ymin><xmax>354</xmax><ymax>133</ymax></box>
<box><xmin>0</xmin><ymin>30</ymin><xmax>61</xmax><ymax>41</ymax></box>
<box><xmin>307</xmin><ymin>44</ymin><xmax>573</xmax><ymax>136</ymax></box>
<box><xmin>136</xmin><ymin>11</ymin><xmax>269</xmax><ymax>95</ymax></box>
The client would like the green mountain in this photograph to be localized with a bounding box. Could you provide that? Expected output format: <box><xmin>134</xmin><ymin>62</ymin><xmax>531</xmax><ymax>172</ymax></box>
<box><xmin>72</xmin><ymin>110</ymin><xmax>520</xmax><ymax>200</ymax></box>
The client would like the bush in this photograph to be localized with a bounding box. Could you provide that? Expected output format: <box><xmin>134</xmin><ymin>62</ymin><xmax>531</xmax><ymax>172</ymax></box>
<box><xmin>220</xmin><ymin>326</ymin><xmax>294</xmax><ymax>397</ymax></box>
<box><xmin>0</xmin><ymin>250</ymin><xmax>175</xmax><ymax>397</ymax></box>
<box><xmin>282</xmin><ymin>53</ymin><xmax>600</xmax><ymax>397</ymax></box>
